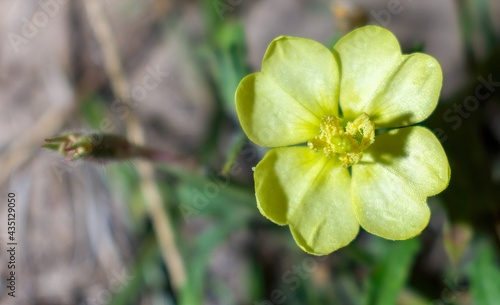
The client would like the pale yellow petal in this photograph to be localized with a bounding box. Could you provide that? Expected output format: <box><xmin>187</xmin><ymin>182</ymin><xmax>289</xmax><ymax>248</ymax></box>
<box><xmin>255</xmin><ymin>147</ymin><xmax>359</xmax><ymax>254</ymax></box>
<box><xmin>351</xmin><ymin>126</ymin><xmax>450</xmax><ymax>239</ymax></box>
<box><xmin>334</xmin><ymin>26</ymin><xmax>442</xmax><ymax>128</ymax></box>
<box><xmin>236</xmin><ymin>36</ymin><xmax>340</xmax><ymax>147</ymax></box>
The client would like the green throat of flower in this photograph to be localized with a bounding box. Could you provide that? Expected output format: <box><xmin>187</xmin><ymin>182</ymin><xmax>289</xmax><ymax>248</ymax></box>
<box><xmin>308</xmin><ymin>113</ymin><xmax>375</xmax><ymax>167</ymax></box>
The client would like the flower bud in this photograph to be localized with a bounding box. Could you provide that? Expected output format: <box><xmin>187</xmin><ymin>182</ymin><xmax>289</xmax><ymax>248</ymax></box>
<box><xmin>43</xmin><ymin>132</ymin><xmax>145</xmax><ymax>162</ymax></box>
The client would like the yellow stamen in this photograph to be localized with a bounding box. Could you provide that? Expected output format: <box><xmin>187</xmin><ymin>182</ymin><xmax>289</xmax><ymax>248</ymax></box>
<box><xmin>308</xmin><ymin>113</ymin><xmax>375</xmax><ymax>167</ymax></box>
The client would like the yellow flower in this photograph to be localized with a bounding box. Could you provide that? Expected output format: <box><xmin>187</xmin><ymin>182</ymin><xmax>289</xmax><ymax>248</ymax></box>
<box><xmin>235</xmin><ymin>26</ymin><xmax>450</xmax><ymax>255</ymax></box>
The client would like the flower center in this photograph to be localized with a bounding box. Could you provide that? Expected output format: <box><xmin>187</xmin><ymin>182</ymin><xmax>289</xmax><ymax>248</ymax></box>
<box><xmin>307</xmin><ymin>113</ymin><xmax>375</xmax><ymax>167</ymax></box>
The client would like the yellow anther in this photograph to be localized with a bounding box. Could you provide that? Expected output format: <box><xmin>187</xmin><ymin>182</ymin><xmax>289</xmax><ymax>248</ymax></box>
<box><xmin>308</xmin><ymin>113</ymin><xmax>375</xmax><ymax>167</ymax></box>
<box><xmin>345</xmin><ymin>113</ymin><xmax>375</xmax><ymax>150</ymax></box>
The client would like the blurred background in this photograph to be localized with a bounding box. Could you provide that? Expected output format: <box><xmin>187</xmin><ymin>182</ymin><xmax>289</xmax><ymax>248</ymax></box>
<box><xmin>1</xmin><ymin>0</ymin><xmax>500</xmax><ymax>304</ymax></box>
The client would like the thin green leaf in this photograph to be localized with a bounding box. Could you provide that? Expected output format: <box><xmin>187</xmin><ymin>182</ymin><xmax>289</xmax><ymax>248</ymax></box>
<box><xmin>179</xmin><ymin>220</ymin><xmax>244</xmax><ymax>305</ymax></box>
<box><xmin>364</xmin><ymin>238</ymin><xmax>420</xmax><ymax>305</ymax></box>
<box><xmin>221</xmin><ymin>131</ymin><xmax>247</xmax><ymax>176</ymax></box>
<box><xmin>109</xmin><ymin>235</ymin><xmax>159</xmax><ymax>305</ymax></box>
<box><xmin>476</xmin><ymin>0</ymin><xmax>497</xmax><ymax>50</ymax></box>
<box><xmin>470</xmin><ymin>240</ymin><xmax>500</xmax><ymax>305</ymax></box>
<box><xmin>80</xmin><ymin>94</ymin><xmax>110</xmax><ymax>129</ymax></box>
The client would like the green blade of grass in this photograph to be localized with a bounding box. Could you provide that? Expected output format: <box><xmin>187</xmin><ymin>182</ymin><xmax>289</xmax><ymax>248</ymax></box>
<box><xmin>364</xmin><ymin>238</ymin><xmax>420</xmax><ymax>305</ymax></box>
<box><xmin>470</xmin><ymin>240</ymin><xmax>500</xmax><ymax>305</ymax></box>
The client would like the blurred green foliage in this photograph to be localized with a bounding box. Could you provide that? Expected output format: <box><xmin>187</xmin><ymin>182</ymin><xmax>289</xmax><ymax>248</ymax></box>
<box><xmin>79</xmin><ymin>0</ymin><xmax>500</xmax><ymax>304</ymax></box>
